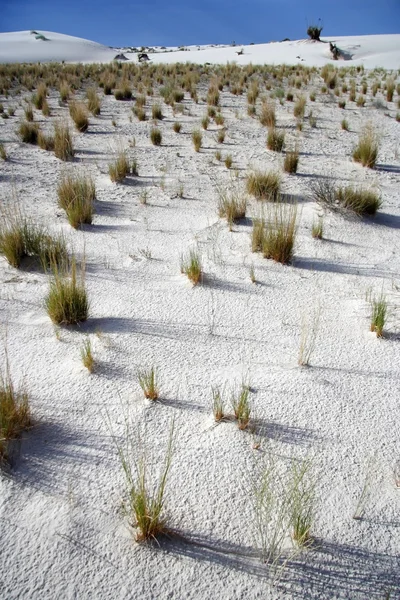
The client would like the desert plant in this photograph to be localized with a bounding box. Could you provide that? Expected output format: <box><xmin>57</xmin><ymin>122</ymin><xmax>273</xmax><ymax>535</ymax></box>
<box><xmin>32</xmin><ymin>82</ymin><xmax>47</xmax><ymax>109</ymax></box>
<box><xmin>215</xmin><ymin>113</ymin><xmax>224</xmax><ymax>126</ymax></box>
<box><xmin>151</xmin><ymin>103</ymin><xmax>163</xmax><ymax>120</ymax></box>
<box><xmin>201</xmin><ymin>116</ymin><xmax>209</xmax><ymax>130</ymax></box>
<box><xmin>251</xmin><ymin>219</ymin><xmax>265</xmax><ymax>253</ymax></box>
<box><xmin>284</xmin><ymin>149</ymin><xmax>299</xmax><ymax>174</ymax></box>
<box><xmin>341</xmin><ymin>119</ymin><xmax>349</xmax><ymax>131</ymax></box>
<box><xmin>224</xmin><ymin>154</ymin><xmax>233</xmax><ymax>169</ymax></box>
<box><xmin>180</xmin><ymin>248</ymin><xmax>202</xmax><ymax>284</ymax></box>
<box><xmin>307</xmin><ymin>23</ymin><xmax>323</xmax><ymax>41</ymax></box>
<box><xmin>217</xmin><ymin>184</ymin><xmax>247</xmax><ymax>230</ymax></box>
<box><xmin>262</xmin><ymin>202</ymin><xmax>298</xmax><ymax>264</ymax></box>
<box><xmin>353</xmin><ymin>124</ymin><xmax>379</xmax><ymax>168</ymax></box>
<box><xmin>109</xmin><ymin>151</ymin><xmax>137</xmax><ymax>183</ymax></box>
<box><xmin>114</xmin><ymin>82</ymin><xmax>132</xmax><ymax>100</ymax></box>
<box><xmin>212</xmin><ymin>387</ymin><xmax>225</xmax><ymax>421</ymax></box>
<box><xmin>18</xmin><ymin>121</ymin><xmax>39</xmax><ymax>144</ymax></box>
<box><xmin>259</xmin><ymin>101</ymin><xmax>276</xmax><ymax>127</ymax></box>
<box><xmin>133</xmin><ymin>106</ymin><xmax>146</xmax><ymax>121</ymax></box>
<box><xmin>337</xmin><ymin>186</ymin><xmax>382</xmax><ymax>216</ymax></box>
<box><xmin>192</xmin><ymin>129</ymin><xmax>202</xmax><ymax>152</ymax></box>
<box><xmin>231</xmin><ymin>385</ymin><xmax>251</xmax><ymax>430</ymax></box>
<box><xmin>81</xmin><ymin>338</ymin><xmax>94</xmax><ymax>372</ymax></box>
<box><xmin>290</xmin><ymin>460</ymin><xmax>315</xmax><ymax>547</ymax></box>
<box><xmin>59</xmin><ymin>81</ymin><xmax>71</xmax><ymax>102</ymax></box>
<box><xmin>217</xmin><ymin>129</ymin><xmax>225</xmax><ymax>143</ymax></box>
<box><xmin>386</xmin><ymin>79</ymin><xmax>395</xmax><ymax>102</ymax></box>
<box><xmin>69</xmin><ymin>102</ymin><xmax>89</xmax><ymax>132</ymax></box>
<box><xmin>0</xmin><ymin>143</ymin><xmax>7</xmax><ymax>160</ymax></box>
<box><xmin>138</xmin><ymin>367</ymin><xmax>159</xmax><ymax>400</ymax></box>
<box><xmin>150</xmin><ymin>128</ymin><xmax>162</xmax><ymax>146</ymax></box>
<box><xmin>311</xmin><ymin>216</ymin><xmax>323</xmax><ymax>239</ymax></box>
<box><xmin>298</xmin><ymin>305</ymin><xmax>320</xmax><ymax>366</ymax></box>
<box><xmin>117</xmin><ymin>419</ymin><xmax>175</xmax><ymax>542</ymax></box>
<box><xmin>38</xmin><ymin>129</ymin><xmax>55</xmax><ymax>151</ymax></box>
<box><xmin>173</xmin><ymin>121</ymin><xmax>181</xmax><ymax>133</ymax></box>
<box><xmin>215</xmin><ymin>150</ymin><xmax>222</xmax><ymax>161</ymax></box>
<box><xmin>370</xmin><ymin>292</ymin><xmax>387</xmax><ymax>337</ymax></box>
<box><xmin>0</xmin><ymin>360</ymin><xmax>31</xmax><ymax>466</ymax></box>
<box><xmin>45</xmin><ymin>258</ymin><xmax>89</xmax><ymax>325</ymax></box>
<box><xmin>0</xmin><ymin>211</ymin><xmax>67</xmax><ymax>269</ymax></box>
<box><xmin>294</xmin><ymin>96</ymin><xmax>306</xmax><ymax>119</ymax></box>
<box><xmin>356</xmin><ymin>95</ymin><xmax>366</xmax><ymax>107</ymax></box>
<box><xmin>338</xmin><ymin>99</ymin><xmax>346</xmax><ymax>109</ymax></box>
<box><xmin>246</xmin><ymin>170</ymin><xmax>281</xmax><ymax>201</ymax></box>
<box><xmin>86</xmin><ymin>87</ymin><xmax>101</xmax><ymax>115</ymax></box>
<box><xmin>267</xmin><ymin>127</ymin><xmax>285</xmax><ymax>152</ymax></box>
<box><xmin>24</xmin><ymin>104</ymin><xmax>34</xmax><ymax>121</ymax></box>
<box><xmin>57</xmin><ymin>171</ymin><xmax>95</xmax><ymax>228</ymax></box>
<box><xmin>54</xmin><ymin>122</ymin><xmax>74</xmax><ymax>161</ymax></box>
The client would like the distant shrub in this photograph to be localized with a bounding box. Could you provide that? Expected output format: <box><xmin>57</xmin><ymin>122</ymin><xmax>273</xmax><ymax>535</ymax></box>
<box><xmin>173</xmin><ymin>121</ymin><xmax>181</xmax><ymax>133</ymax></box>
<box><xmin>386</xmin><ymin>79</ymin><xmax>395</xmax><ymax>102</ymax></box>
<box><xmin>0</xmin><ymin>143</ymin><xmax>6</xmax><ymax>160</ymax></box>
<box><xmin>69</xmin><ymin>102</ymin><xmax>89</xmax><ymax>132</ymax></box>
<box><xmin>293</xmin><ymin>96</ymin><xmax>306</xmax><ymax>119</ymax></box>
<box><xmin>262</xmin><ymin>202</ymin><xmax>298</xmax><ymax>264</ymax></box>
<box><xmin>353</xmin><ymin>124</ymin><xmax>379</xmax><ymax>168</ymax></box>
<box><xmin>259</xmin><ymin>101</ymin><xmax>276</xmax><ymax>127</ymax></box>
<box><xmin>341</xmin><ymin>119</ymin><xmax>349</xmax><ymax>131</ymax></box>
<box><xmin>109</xmin><ymin>151</ymin><xmax>138</xmax><ymax>183</ymax></box>
<box><xmin>267</xmin><ymin>127</ymin><xmax>285</xmax><ymax>152</ymax></box>
<box><xmin>217</xmin><ymin>183</ymin><xmax>246</xmax><ymax>230</ymax></box>
<box><xmin>307</xmin><ymin>24</ymin><xmax>323</xmax><ymax>41</ymax></box>
<box><xmin>24</xmin><ymin>105</ymin><xmax>34</xmax><ymax>121</ymax></box>
<box><xmin>152</xmin><ymin>103</ymin><xmax>163</xmax><ymax>120</ymax></box>
<box><xmin>86</xmin><ymin>87</ymin><xmax>101</xmax><ymax>115</ymax></box>
<box><xmin>284</xmin><ymin>149</ymin><xmax>299</xmax><ymax>174</ymax></box>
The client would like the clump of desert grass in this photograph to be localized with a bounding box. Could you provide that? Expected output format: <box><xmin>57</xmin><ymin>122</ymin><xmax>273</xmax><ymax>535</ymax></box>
<box><xmin>151</xmin><ymin>103</ymin><xmax>163</xmax><ymax>120</ymax></box>
<box><xmin>246</xmin><ymin>170</ymin><xmax>281</xmax><ymax>201</ymax></box>
<box><xmin>109</xmin><ymin>151</ymin><xmax>138</xmax><ymax>183</ymax></box>
<box><xmin>38</xmin><ymin>129</ymin><xmax>55</xmax><ymax>151</ymax></box>
<box><xmin>138</xmin><ymin>367</ymin><xmax>159</xmax><ymax>400</ymax></box>
<box><xmin>284</xmin><ymin>148</ymin><xmax>299</xmax><ymax>174</ymax></box>
<box><xmin>260</xmin><ymin>201</ymin><xmax>298</xmax><ymax>264</ymax></box>
<box><xmin>80</xmin><ymin>338</ymin><xmax>94</xmax><ymax>373</ymax></box>
<box><xmin>259</xmin><ymin>101</ymin><xmax>276</xmax><ymax>127</ymax></box>
<box><xmin>45</xmin><ymin>258</ymin><xmax>89</xmax><ymax>325</ymax></box>
<box><xmin>310</xmin><ymin>178</ymin><xmax>382</xmax><ymax>216</ymax></box>
<box><xmin>180</xmin><ymin>248</ymin><xmax>202</xmax><ymax>284</ymax></box>
<box><xmin>150</xmin><ymin>128</ymin><xmax>162</xmax><ymax>146</ymax></box>
<box><xmin>69</xmin><ymin>102</ymin><xmax>89</xmax><ymax>132</ymax></box>
<box><xmin>369</xmin><ymin>291</ymin><xmax>387</xmax><ymax>337</ymax></box>
<box><xmin>0</xmin><ymin>143</ymin><xmax>6</xmax><ymax>160</ymax></box>
<box><xmin>57</xmin><ymin>171</ymin><xmax>96</xmax><ymax>228</ymax></box>
<box><xmin>114</xmin><ymin>81</ymin><xmax>132</xmax><ymax>100</ymax></box>
<box><xmin>353</xmin><ymin>123</ymin><xmax>379</xmax><ymax>168</ymax></box>
<box><xmin>0</xmin><ymin>358</ymin><xmax>31</xmax><ymax>467</ymax></box>
<box><xmin>217</xmin><ymin>182</ymin><xmax>247</xmax><ymax>230</ymax></box>
<box><xmin>18</xmin><ymin>121</ymin><xmax>39</xmax><ymax>144</ymax></box>
<box><xmin>267</xmin><ymin>127</ymin><xmax>285</xmax><ymax>152</ymax></box>
<box><xmin>54</xmin><ymin>122</ymin><xmax>74</xmax><ymax>161</ymax></box>
<box><xmin>192</xmin><ymin>129</ymin><xmax>202</xmax><ymax>152</ymax></box>
<box><xmin>173</xmin><ymin>121</ymin><xmax>181</xmax><ymax>133</ymax></box>
<box><xmin>311</xmin><ymin>216</ymin><xmax>324</xmax><ymax>239</ymax></box>
<box><xmin>293</xmin><ymin>96</ymin><xmax>306</xmax><ymax>119</ymax></box>
<box><xmin>86</xmin><ymin>87</ymin><xmax>101</xmax><ymax>115</ymax></box>
<box><xmin>0</xmin><ymin>208</ymin><xmax>67</xmax><ymax>269</ymax></box>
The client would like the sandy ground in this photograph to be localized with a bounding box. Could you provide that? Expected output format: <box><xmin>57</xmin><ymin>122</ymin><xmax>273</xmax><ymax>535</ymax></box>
<box><xmin>0</xmin><ymin>60</ymin><xmax>400</xmax><ymax>599</ymax></box>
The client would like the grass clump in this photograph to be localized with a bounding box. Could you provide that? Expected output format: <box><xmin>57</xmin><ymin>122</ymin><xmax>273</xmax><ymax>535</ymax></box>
<box><xmin>109</xmin><ymin>151</ymin><xmax>137</xmax><ymax>183</ymax></box>
<box><xmin>231</xmin><ymin>385</ymin><xmax>251</xmax><ymax>430</ymax></box>
<box><xmin>293</xmin><ymin>96</ymin><xmax>306</xmax><ymax>119</ymax></box>
<box><xmin>336</xmin><ymin>186</ymin><xmax>382</xmax><ymax>216</ymax></box>
<box><xmin>212</xmin><ymin>387</ymin><xmax>225</xmax><ymax>422</ymax></box>
<box><xmin>138</xmin><ymin>367</ymin><xmax>159</xmax><ymax>400</ymax></box>
<box><xmin>259</xmin><ymin>101</ymin><xmax>276</xmax><ymax>127</ymax></box>
<box><xmin>180</xmin><ymin>248</ymin><xmax>202</xmax><ymax>284</ymax></box>
<box><xmin>150</xmin><ymin>128</ymin><xmax>162</xmax><ymax>146</ymax></box>
<box><xmin>369</xmin><ymin>291</ymin><xmax>387</xmax><ymax>337</ymax></box>
<box><xmin>151</xmin><ymin>103</ymin><xmax>163</xmax><ymax>120</ymax></box>
<box><xmin>54</xmin><ymin>122</ymin><xmax>74</xmax><ymax>161</ymax></box>
<box><xmin>38</xmin><ymin>130</ymin><xmax>55</xmax><ymax>151</ymax></box>
<box><xmin>284</xmin><ymin>148</ymin><xmax>299</xmax><ymax>174</ymax></box>
<box><xmin>217</xmin><ymin>184</ymin><xmax>247</xmax><ymax>230</ymax></box>
<box><xmin>0</xmin><ymin>361</ymin><xmax>31</xmax><ymax>466</ymax></box>
<box><xmin>224</xmin><ymin>154</ymin><xmax>233</xmax><ymax>169</ymax></box>
<box><xmin>57</xmin><ymin>171</ymin><xmax>96</xmax><ymax>228</ymax></box>
<box><xmin>290</xmin><ymin>460</ymin><xmax>315</xmax><ymax>547</ymax></box>
<box><xmin>69</xmin><ymin>102</ymin><xmax>89</xmax><ymax>132</ymax></box>
<box><xmin>117</xmin><ymin>420</ymin><xmax>175</xmax><ymax>542</ymax></box>
<box><xmin>18</xmin><ymin>121</ymin><xmax>39</xmax><ymax>144</ymax></box>
<box><xmin>267</xmin><ymin>127</ymin><xmax>285</xmax><ymax>152</ymax></box>
<box><xmin>0</xmin><ymin>143</ymin><xmax>7</xmax><ymax>160</ymax></box>
<box><xmin>246</xmin><ymin>170</ymin><xmax>281</xmax><ymax>201</ymax></box>
<box><xmin>192</xmin><ymin>129</ymin><xmax>202</xmax><ymax>152</ymax></box>
<box><xmin>45</xmin><ymin>258</ymin><xmax>89</xmax><ymax>325</ymax></box>
<box><xmin>173</xmin><ymin>121</ymin><xmax>181</xmax><ymax>133</ymax></box>
<box><xmin>311</xmin><ymin>216</ymin><xmax>323</xmax><ymax>239</ymax></box>
<box><xmin>0</xmin><ymin>211</ymin><xmax>67</xmax><ymax>269</ymax></box>
<box><xmin>24</xmin><ymin>105</ymin><xmax>34</xmax><ymax>121</ymax></box>
<box><xmin>353</xmin><ymin>124</ymin><xmax>379</xmax><ymax>168</ymax></box>
<box><xmin>261</xmin><ymin>202</ymin><xmax>298</xmax><ymax>264</ymax></box>
<box><xmin>86</xmin><ymin>87</ymin><xmax>101</xmax><ymax>115</ymax></box>
<box><xmin>81</xmin><ymin>338</ymin><xmax>94</xmax><ymax>372</ymax></box>
<box><xmin>341</xmin><ymin>119</ymin><xmax>349</xmax><ymax>131</ymax></box>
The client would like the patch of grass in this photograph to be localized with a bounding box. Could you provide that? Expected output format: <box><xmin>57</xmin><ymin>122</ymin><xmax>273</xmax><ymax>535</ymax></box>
<box><xmin>45</xmin><ymin>258</ymin><xmax>89</xmax><ymax>325</ymax></box>
<box><xmin>293</xmin><ymin>96</ymin><xmax>306</xmax><ymax>119</ymax></box>
<box><xmin>0</xmin><ymin>360</ymin><xmax>31</xmax><ymax>466</ymax></box>
<box><xmin>231</xmin><ymin>385</ymin><xmax>251</xmax><ymax>430</ymax></box>
<box><xmin>57</xmin><ymin>171</ymin><xmax>96</xmax><ymax>228</ymax></box>
<box><xmin>251</xmin><ymin>219</ymin><xmax>265</xmax><ymax>253</ymax></box>
<box><xmin>212</xmin><ymin>387</ymin><xmax>225</xmax><ymax>422</ymax></box>
<box><xmin>262</xmin><ymin>201</ymin><xmax>298</xmax><ymax>264</ymax></box>
<box><xmin>214</xmin><ymin>113</ymin><xmax>224</xmax><ymax>126</ymax></box>
<box><xmin>224</xmin><ymin>154</ymin><xmax>233</xmax><ymax>168</ymax></box>
<box><xmin>173</xmin><ymin>121</ymin><xmax>181</xmax><ymax>133</ymax></box>
<box><xmin>109</xmin><ymin>151</ymin><xmax>137</xmax><ymax>183</ymax></box>
<box><xmin>180</xmin><ymin>248</ymin><xmax>202</xmax><ymax>285</ymax></box>
<box><xmin>338</xmin><ymin>99</ymin><xmax>346</xmax><ymax>109</ymax></box>
<box><xmin>217</xmin><ymin>183</ymin><xmax>247</xmax><ymax>230</ymax></box>
<box><xmin>298</xmin><ymin>305</ymin><xmax>320</xmax><ymax>366</ymax></box>
<box><xmin>284</xmin><ymin>149</ymin><xmax>299</xmax><ymax>174</ymax></box>
<box><xmin>18</xmin><ymin>121</ymin><xmax>39</xmax><ymax>144</ymax></box>
<box><xmin>86</xmin><ymin>87</ymin><xmax>101</xmax><ymax>115</ymax></box>
<box><xmin>353</xmin><ymin>124</ymin><xmax>379</xmax><ymax>168</ymax></box>
<box><xmin>370</xmin><ymin>292</ymin><xmax>387</xmax><ymax>337</ymax></box>
<box><xmin>290</xmin><ymin>460</ymin><xmax>315</xmax><ymax>547</ymax></box>
<box><xmin>24</xmin><ymin>105</ymin><xmax>34</xmax><ymax>121</ymax></box>
<box><xmin>0</xmin><ymin>211</ymin><xmax>67</xmax><ymax>269</ymax></box>
<box><xmin>150</xmin><ymin>128</ymin><xmax>162</xmax><ymax>146</ymax></box>
<box><xmin>117</xmin><ymin>419</ymin><xmax>175</xmax><ymax>542</ymax></box>
<box><xmin>341</xmin><ymin>119</ymin><xmax>349</xmax><ymax>131</ymax></box>
<box><xmin>192</xmin><ymin>129</ymin><xmax>202</xmax><ymax>152</ymax></box>
<box><xmin>311</xmin><ymin>216</ymin><xmax>323</xmax><ymax>239</ymax></box>
<box><xmin>81</xmin><ymin>338</ymin><xmax>94</xmax><ymax>372</ymax></box>
<box><xmin>259</xmin><ymin>101</ymin><xmax>276</xmax><ymax>127</ymax></box>
<box><xmin>0</xmin><ymin>143</ymin><xmax>7</xmax><ymax>160</ymax></box>
<box><xmin>386</xmin><ymin>79</ymin><xmax>395</xmax><ymax>102</ymax></box>
<box><xmin>201</xmin><ymin>115</ymin><xmax>209</xmax><ymax>130</ymax></box>
<box><xmin>337</xmin><ymin>186</ymin><xmax>382</xmax><ymax>216</ymax></box>
<box><xmin>69</xmin><ymin>102</ymin><xmax>89</xmax><ymax>132</ymax></box>
<box><xmin>38</xmin><ymin>129</ymin><xmax>55</xmax><ymax>151</ymax></box>
<box><xmin>246</xmin><ymin>170</ymin><xmax>281</xmax><ymax>201</ymax></box>
<box><xmin>138</xmin><ymin>367</ymin><xmax>159</xmax><ymax>400</ymax></box>
<box><xmin>54</xmin><ymin>122</ymin><xmax>74</xmax><ymax>161</ymax></box>
<box><xmin>151</xmin><ymin>103</ymin><xmax>163</xmax><ymax>120</ymax></box>
<box><xmin>267</xmin><ymin>127</ymin><xmax>285</xmax><ymax>152</ymax></box>
<box><xmin>217</xmin><ymin>129</ymin><xmax>225</xmax><ymax>143</ymax></box>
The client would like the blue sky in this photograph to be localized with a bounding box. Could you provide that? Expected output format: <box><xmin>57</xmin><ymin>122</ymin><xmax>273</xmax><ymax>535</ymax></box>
<box><xmin>2</xmin><ymin>0</ymin><xmax>399</xmax><ymax>47</ymax></box>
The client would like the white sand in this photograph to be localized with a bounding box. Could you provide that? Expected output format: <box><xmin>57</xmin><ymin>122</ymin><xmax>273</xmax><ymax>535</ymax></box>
<box><xmin>0</xmin><ymin>30</ymin><xmax>399</xmax><ymax>599</ymax></box>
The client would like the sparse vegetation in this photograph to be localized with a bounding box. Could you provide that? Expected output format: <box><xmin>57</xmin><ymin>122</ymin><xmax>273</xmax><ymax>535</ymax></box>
<box><xmin>138</xmin><ymin>367</ymin><xmax>159</xmax><ymax>400</ymax></box>
<box><xmin>150</xmin><ymin>128</ymin><xmax>162</xmax><ymax>146</ymax></box>
<box><xmin>57</xmin><ymin>171</ymin><xmax>96</xmax><ymax>227</ymax></box>
<box><xmin>180</xmin><ymin>248</ymin><xmax>202</xmax><ymax>284</ymax></box>
<box><xmin>81</xmin><ymin>338</ymin><xmax>94</xmax><ymax>372</ymax></box>
<box><xmin>261</xmin><ymin>201</ymin><xmax>298</xmax><ymax>264</ymax></box>
<box><xmin>370</xmin><ymin>292</ymin><xmax>387</xmax><ymax>337</ymax></box>
<box><xmin>109</xmin><ymin>151</ymin><xmax>138</xmax><ymax>183</ymax></box>
<box><xmin>192</xmin><ymin>129</ymin><xmax>202</xmax><ymax>152</ymax></box>
<box><xmin>267</xmin><ymin>127</ymin><xmax>285</xmax><ymax>152</ymax></box>
<box><xmin>54</xmin><ymin>122</ymin><xmax>74</xmax><ymax>161</ymax></box>
<box><xmin>45</xmin><ymin>258</ymin><xmax>89</xmax><ymax>325</ymax></box>
<box><xmin>246</xmin><ymin>171</ymin><xmax>281</xmax><ymax>201</ymax></box>
<box><xmin>69</xmin><ymin>102</ymin><xmax>89</xmax><ymax>132</ymax></box>
<box><xmin>217</xmin><ymin>183</ymin><xmax>247</xmax><ymax>230</ymax></box>
<box><xmin>284</xmin><ymin>148</ymin><xmax>299</xmax><ymax>174</ymax></box>
<box><xmin>18</xmin><ymin>121</ymin><xmax>39</xmax><ymax>144</ymax></box>
<box><xmin>0</xmin><ymin>359</ymin><xmax>31</xmax><ymax>466</ymax></box>
<box><xmin>353</xmin><ymin>124</ymin><xmax>379</xmax><ymax>168</ymax></box>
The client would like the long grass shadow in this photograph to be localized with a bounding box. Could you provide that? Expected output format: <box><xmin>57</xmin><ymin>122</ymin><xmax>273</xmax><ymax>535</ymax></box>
<box><xmin>372</xmin><ymin>211</ymin><xmax>400</xmax><ymax>229</ymax></box>
<box><xmin>375</xmin><ymin>163</ymin><xmax>400</xmax><ymax>174</ymax></box>
<box><xmin>253</xmin><ymin>419</ymin><xmax>318</xmax><ymax>446</ymax></box>
<box><xmin>295</xmin><ymin>257</ymin><xmax>389</xmax><ymax>278</ymax></box>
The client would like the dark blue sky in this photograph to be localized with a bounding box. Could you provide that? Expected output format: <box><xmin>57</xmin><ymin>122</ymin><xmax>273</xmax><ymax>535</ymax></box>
<box><xmin>2</xmin><ymin>0</ymin><xmax>399</xmax><ymax>47</ymax></box>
